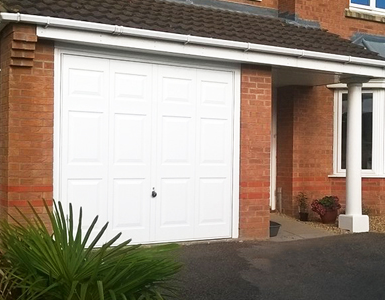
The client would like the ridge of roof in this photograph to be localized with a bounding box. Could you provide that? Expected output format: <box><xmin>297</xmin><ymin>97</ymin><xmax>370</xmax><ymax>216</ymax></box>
<box><xmin>0</xmin><ymin>0</ymin><xmax>382</xmax><ymax>61</ymax></box>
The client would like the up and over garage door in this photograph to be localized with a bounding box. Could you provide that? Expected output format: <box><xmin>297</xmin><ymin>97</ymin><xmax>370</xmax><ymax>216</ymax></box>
<box><xmin>57</xmin><ymin>52</ymin><xmax>236</xmax><ymax>244</ymax></box>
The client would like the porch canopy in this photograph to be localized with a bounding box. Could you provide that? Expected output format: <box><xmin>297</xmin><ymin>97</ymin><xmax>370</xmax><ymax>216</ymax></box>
<box><xmin>1</xmin><ymin>0</ymin><xmax>385</xmax><ymax>232</ymax></box>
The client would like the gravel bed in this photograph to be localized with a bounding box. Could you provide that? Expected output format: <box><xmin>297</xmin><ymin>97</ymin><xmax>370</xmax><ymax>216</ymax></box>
<box><xmin>277</xmin><ymin>213</ymin><xmax>385</xmax><ymax>234</ymax></box>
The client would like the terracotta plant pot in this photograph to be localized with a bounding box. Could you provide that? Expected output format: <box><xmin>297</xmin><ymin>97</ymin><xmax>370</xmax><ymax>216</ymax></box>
<box><xmin>320</xmin><ymin>210</ymin><xmax>338</xmax><ymax>224</ymax></box>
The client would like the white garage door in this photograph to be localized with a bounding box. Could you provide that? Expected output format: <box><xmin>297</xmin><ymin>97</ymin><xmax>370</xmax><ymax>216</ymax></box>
<box><xmin>58</xmin><ymin>53</ymin><xmax>235</xmax><ymax>244</ymax></box>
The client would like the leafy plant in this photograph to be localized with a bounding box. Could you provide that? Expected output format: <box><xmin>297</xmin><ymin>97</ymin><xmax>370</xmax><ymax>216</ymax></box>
<box><xmin>296</xmin><ymin>192</ymin><xmax>309</xmax><ymax>212</ymax></box>
<box><xmin>0</xmin><ymin>201</ymin><xmax>182</xmax><ymax>300</ymax></box>
<box><xmin>311</xmin><ymin>195</ymin><xmax>341</xmax><ymax>216</ymax></box>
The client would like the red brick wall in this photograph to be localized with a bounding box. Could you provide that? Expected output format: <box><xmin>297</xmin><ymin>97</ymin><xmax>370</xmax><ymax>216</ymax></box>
<box><xmin>240</xmin><ymin>65</ymin><xmax>271</xmax><ymax>239</ymax></box>
<box><xmin>276</xmin><ymin>87</ymin><xmax>294</xmax><ymax>215</ymax></box>
<box><xmin>278</xmin><ymin>0</ymin><xmax>295</xmax><ymax>14</ymax></box>
<box><xmin>294</xmin><ymin>0</ymin><xmax>385</xmax><ymax>39</ymax></box>
<box><xmin>331</xmin><ymin>178</ymin><xmax>385</xmax><ymax>215</ymax></box>
<box><xmin>278</xmin><ymin>85</ymin><xmax>385</xmax><ymax>217</ymax></box>
<box><xmin>277</xmin><ymin>86</ymin><xmax>333</xmax><ymax>217</ymax></box>
<box><xmin>0</xmin><ymin>23</ymin><xmax>54</xmax><ymax>222</ymax></box>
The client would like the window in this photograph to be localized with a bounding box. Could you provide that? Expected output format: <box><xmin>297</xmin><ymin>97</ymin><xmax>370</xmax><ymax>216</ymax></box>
<box><xmin>334</xmin><ymin>89</ymin><xmax>385</xmax><ymax>177</ymax></box>
<box><xmin>351</xmin><ymin>0</ymin><xmax>385</xmax><ymax>12</ymax></box>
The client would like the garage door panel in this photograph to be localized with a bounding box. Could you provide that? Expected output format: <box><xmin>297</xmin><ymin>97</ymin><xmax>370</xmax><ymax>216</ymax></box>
<box><xmin>198</xmin><ymin>70</ymin><xmax>232</xmax><ymax>119</ymax></box>
<box><xmin>67</xmin><ymin>179</ymin><xmax>108</xmax><ymax>243</ymax></box>
<box><xmin>199</xmin><ymin>118</ymin><xmax>228</xmax><ymax>165</ymax></box>
<box><xmin>67</xmin><ymin>111</ymin><xmax>104</xmax><ymax>165</ymax></box>
<box><xmin>195</xmin><ymin>178</ymin><xmax>231</xmax><ymax>237</ymax></box>
<box><xmin>111</xmin><ymin>61</ymin><xmax>153</xmax><ymax>113</ymax></box>
<box><xmin>64</xmin><ymin>55</ymin><xmax>109</xmax><ymax>112</ymax></box>
<box><xmin>113</xmin><ymin>114</ymin><xmax>148</xmax><ymax>165</ymax></box>
<box><xmin>68</xmin><ymin>69</ymin><xmax>104</xmax><ymax>98</ymax></box>
<box><xmin>109</xmin><ymin>179</ymin><xmax>150</xmax><ymax>242</ymax></box>
<box><xmin>156</xmin><ymin>178</ymin><xmax>194</xmax><ymax>240</ymax></box>
<box><xmin>198</xmin><ymin>178</ymin><xmax>227</xmax><ymax>223</ymax></box>
<box><xmin>160</xmin><ymin>116</ymin><xmax>193</xmax><ymax>165</ymax></box>
<box><xmin>158</xmin><ymin>66</ymin><xmax>196</xmax><ymax>118</ymax></box>
<box><xmin>201</xmin><ymin>81</ymin><xmax>228</xmax><ymax>106</ymax></box>
<box><xmin>162</xmin><ymin>77</ymin><xmax>193</xmax><ymax>104</ymax></box>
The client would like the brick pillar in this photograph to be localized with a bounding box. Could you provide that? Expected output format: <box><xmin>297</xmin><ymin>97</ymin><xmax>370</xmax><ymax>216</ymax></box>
<box><xmin>0</xmin><ymin>23</ymin><xmax>54</xmax><ymax>222</ymax></box>
<box><xmin>239</xmin><ymin>65</ymin><xmax>272</xmax><ymax>239</ymax></box>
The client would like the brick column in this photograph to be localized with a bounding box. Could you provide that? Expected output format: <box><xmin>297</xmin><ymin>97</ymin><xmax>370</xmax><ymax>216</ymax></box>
<box><xmin>239</xmin><ymin>65</ymin><xmax>272</xmax><ymax>239</ymax></box>
<box><xmin>0</xmin><ymin>23</ymin><xmax>54</xmax><ymax>222</ymax></box>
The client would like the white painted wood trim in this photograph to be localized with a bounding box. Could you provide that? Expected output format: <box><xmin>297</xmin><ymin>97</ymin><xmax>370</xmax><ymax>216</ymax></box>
<box><xmin>270</xmin><ymin>89</ymin><xmax>277</xmax><ymax>211</ymax></box>
<box><xmin>232</xmin><ymin>68</ymin><xmax>241</xmax><ymax>238</ymax></box>
<box><xmin>53</xmin><ymin>48</ymin><xmax>62</xmax><ymax>204</ymax></box>
<box><xmin>332</xmin><ymin>89</ymin><xmax>385</xmax><ymax>177</ymax></box>
<box><xmin>332</xmin><ymin>89</ymin><xmax>339</xmax><ymax>175</ymax></box>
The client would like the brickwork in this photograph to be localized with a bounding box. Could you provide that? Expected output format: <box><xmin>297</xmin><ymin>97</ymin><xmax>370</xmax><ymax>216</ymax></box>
<box><xmin>239</xmin><ymin>65</ymin><xmax>272</xmax><ymax>239</ymax></box>
<box><xmin>276</xmin><ymin>87</ymin><xmax>294</xmax><ymax>215</ymax></box>
<box><xmin>278</xmin><ymin>85</ymin><xmax>385</xmax><ymax>217</ymax></box>
<box><xmin>0</xmin><ymin>23</ymin><xmax>54</xmax><ymax>222</ymax></box>
<box><xmin>220</xmin><ymin>0</ymin><xmax>385</xmax><ymax>41</ymax></box>
<box><xmin>278</xmin><ymin>0</ymin><xmax>295</xmax><ymax>14</ymax></box>
<box><xmin>293</xmin><ymin>0</ymin><xmax>385</xmax><ymax>40</ymax></box>
<box><xmin>221</xmin><ymin>0</ymin><xmax>278</xmax><ymax>9</ymax></box>
<box><xmin>277</xmin><ymin>86</ymin><xmax>334</xmax><ymax>217</ymax></box>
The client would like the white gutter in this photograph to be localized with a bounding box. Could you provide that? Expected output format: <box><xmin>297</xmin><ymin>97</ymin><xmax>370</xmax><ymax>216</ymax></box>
<box><xmin>2</xmin><ymin>12</ymin><xmax>385</xmax><ymax>70</ymax></box>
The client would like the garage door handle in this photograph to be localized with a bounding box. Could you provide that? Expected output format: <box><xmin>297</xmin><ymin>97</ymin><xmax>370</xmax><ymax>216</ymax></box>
<box><xmin>152</xmin><ymin>188</ymin><xmax>157</xmax><ymax>198</ymax></box>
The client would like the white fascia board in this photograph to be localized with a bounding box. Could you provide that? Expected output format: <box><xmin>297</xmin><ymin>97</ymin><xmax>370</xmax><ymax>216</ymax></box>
<box><xmin>2</xmin><ymin>12</ymin><xmax>385</xmax><ymax>77</ymax></box>
<box><xmin>36</xmin><ymin>26</ymin><xmax>385</xmax><ymax>77</ymax></box>
<box><xmin>328</xmin><ymin>78</ymin><xmax>385</xmax><ymax>89</ymax></box>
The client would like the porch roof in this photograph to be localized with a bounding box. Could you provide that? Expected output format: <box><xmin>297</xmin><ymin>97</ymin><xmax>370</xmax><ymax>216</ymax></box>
<box><xmin>0</xmin><ymin>0</ymin><xmax>382</xmax><ymax>61</ymax></box>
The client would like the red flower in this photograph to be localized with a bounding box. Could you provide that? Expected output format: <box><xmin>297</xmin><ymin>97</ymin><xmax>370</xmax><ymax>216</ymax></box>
<box><xmin>311</xmin><ymin>196</ymin><xmax>341</xmax><ymax>216</ymax></box>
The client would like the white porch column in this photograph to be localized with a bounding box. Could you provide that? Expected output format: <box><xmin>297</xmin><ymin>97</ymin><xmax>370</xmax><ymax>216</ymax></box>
<box><xmin>338</xmin><ymin>81</ymin><xmax>369</xmax><ymax>232</ymax></box>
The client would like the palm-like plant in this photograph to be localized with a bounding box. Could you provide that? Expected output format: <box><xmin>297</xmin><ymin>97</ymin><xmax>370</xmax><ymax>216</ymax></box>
<box><xmin>0</xmin><ymin>201</ymin><xmax>182</xmax><ymax>300</ymax></box>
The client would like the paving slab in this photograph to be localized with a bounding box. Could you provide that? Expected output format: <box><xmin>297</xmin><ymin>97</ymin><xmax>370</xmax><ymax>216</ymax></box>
<box><xmin>270</xmin><ymin>213</ymin><xmax>336</xmax><ymax>242</ymax></box>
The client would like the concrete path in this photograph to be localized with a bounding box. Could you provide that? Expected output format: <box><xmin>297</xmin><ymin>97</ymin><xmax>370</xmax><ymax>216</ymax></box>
<box><xmin>177</xmin><ymin>233</ymin><xmax>385</xmax><ymax>300</ymax></box>
<box><xmin>270</xmin><ymin>213</ymin><xmax>336</xmax><ymax>241</ymax></box>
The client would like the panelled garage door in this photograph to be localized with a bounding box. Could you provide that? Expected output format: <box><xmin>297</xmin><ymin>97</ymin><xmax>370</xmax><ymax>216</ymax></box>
<box><xmin>58</xmin><ymin>53</ymin><xmax>235</xmax><ymax>244</ymax></box>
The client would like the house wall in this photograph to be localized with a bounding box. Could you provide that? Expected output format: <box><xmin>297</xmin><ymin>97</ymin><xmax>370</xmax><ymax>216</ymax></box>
<box><xmin>220</xmin><ymin>0</ymin><xmax>385</xmax><ymax>41</ymax></box>
<box><xmin>273</xmin><ymin>0</ymin><xmax>385</xmax><ymax>217</ymax></box>
<box><xmin>293</xmin><ymin>0</ymin><xmax>385</xmax><ymax>40</ymax></box>
<box><xmin>278</xmin><ymin>85</ymin><xmax>385</xmax><ymax>217</ymax></box>
<box><xmin>277</xmin><ymin>86</ymin><xmax>334</xmax><ymax>217</ymax></box>
<box><xmin>0</xmin><ymin>23</ymin><xmax>54</xmax><ymax>223</ymax></box>
<box><xmin>240</xmin><ymin>65</ymin><xmax>272</xmax><ymax>239</ymax></box>
<box><xmin>221</xmin><ymin>0</ymin><xmax>385</xmax><ymax>217</ymax></box>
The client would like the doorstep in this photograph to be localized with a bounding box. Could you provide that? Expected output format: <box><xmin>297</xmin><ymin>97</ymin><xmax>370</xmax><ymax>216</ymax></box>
<box><xmin>270</xmin><ymin>213</ymin><xmax>336</xmax><ymax>242</ymax></box>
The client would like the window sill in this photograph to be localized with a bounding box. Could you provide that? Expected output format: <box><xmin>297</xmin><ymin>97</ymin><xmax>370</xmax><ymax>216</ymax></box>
<box><xmin>345</xmin><ymin>8</ymin><xmax>385</xmax><ymax>23</ymax></box>
<box><xmin>329</xmin><ymin>173</ymin><xmax>385</xmax><ymax>178</ymax></box>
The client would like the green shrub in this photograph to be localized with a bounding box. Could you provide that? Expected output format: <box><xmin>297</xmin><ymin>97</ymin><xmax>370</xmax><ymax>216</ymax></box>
<box><xmin>0</xmin><ymin>201</ymin><xmax>182</xmax><ymax>300</ymax></box>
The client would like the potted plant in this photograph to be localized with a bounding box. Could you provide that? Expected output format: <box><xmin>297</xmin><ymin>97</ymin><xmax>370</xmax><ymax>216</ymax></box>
<box><xmin>296</xmin><ymin>192</ymin><xmax>309</xmax><ymax>221</ymax></box>
<box><xmin>311</xmin><ymin>195</ymin><xmax>341</xmax><ymax>224</ymax></box>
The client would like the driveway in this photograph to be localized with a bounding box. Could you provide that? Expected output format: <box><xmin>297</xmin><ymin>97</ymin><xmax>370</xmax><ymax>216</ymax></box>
<box><xmin>176</xmin><ymin>233</ymin><xmax>385</xmax><ymax>300</ymax></box>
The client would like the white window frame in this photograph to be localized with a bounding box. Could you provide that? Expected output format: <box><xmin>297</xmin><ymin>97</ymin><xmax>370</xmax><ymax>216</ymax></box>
<box><xmin>350</xmin><ymin>0</ymin><xmax>385</xmax><ymax>16</ymax></box>
<box><xmin>333</xmin><ymin>88</ymin><xmax>385</xmax><ymax>177</ymax></box>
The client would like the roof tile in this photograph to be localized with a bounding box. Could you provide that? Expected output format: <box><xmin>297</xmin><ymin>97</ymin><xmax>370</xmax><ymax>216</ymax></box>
<box><xmin>0</xmin><ymin>0</ymin><xmax>382</xmax><ymax>60</ymax></box>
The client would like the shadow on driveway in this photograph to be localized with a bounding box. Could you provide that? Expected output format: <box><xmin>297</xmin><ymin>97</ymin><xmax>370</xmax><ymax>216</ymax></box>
<box><xmin>175</xmin><ymin>233</ymin><xmax>385</xmax><ymax>300</ymax></box>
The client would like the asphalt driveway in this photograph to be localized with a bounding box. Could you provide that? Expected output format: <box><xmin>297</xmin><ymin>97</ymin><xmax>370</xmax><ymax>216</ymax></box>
<box><xmin>176</xmin><ymin>233</ymin><xmax>385</xmax><ymax>300</ymax></box>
